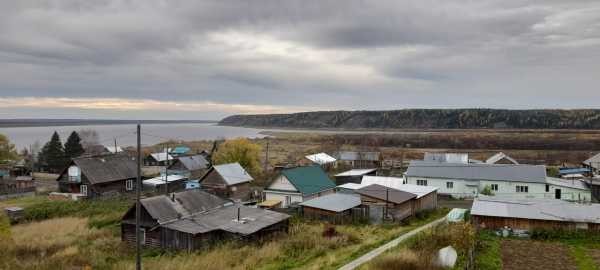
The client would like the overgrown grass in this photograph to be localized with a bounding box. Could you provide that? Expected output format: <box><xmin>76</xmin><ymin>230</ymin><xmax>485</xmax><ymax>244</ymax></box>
<box><xmin>571</xmin><ymin>245</ymin><xmax>599</xmax><ymax>270</ymax></box>
<box><xmin>474</xmin><ymin>231</ymin><xmax>502</xmax><ymax>270</ymax></box>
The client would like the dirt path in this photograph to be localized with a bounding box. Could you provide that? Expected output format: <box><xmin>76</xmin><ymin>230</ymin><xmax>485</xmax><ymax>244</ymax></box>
<box><xmin>501</xmin><ymin>239</ymin><xmax>577</xmax><ymax>270</ymax></box>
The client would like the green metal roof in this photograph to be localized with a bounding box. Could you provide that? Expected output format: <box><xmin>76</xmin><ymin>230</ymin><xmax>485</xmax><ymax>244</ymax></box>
<box><xmin>282</xmin><ymin>166</ymin><xmax>335</xmax><ymax>195</ymax></box>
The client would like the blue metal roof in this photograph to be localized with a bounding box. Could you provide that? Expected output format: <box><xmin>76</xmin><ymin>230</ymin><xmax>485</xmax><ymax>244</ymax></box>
<box><xmin>559</xmin><ymin>167</ymin><xmax>591</xmax><ymax>175</ymax></box>
<box><xmin>170</xmin><ymin>146</ymin><xmax>191</xmax><ymax>154</ymax></box>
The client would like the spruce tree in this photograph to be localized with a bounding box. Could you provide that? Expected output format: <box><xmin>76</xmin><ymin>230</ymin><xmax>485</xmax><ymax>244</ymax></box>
<box><xmin>43</xmin><ymin>131</ymin><xmax>66</xmax><ymax>172</ymax></box>
<box><xmin>64</xmin><ymin>131</ymin><xmax>85</xmax><ymax>159</ymax></box>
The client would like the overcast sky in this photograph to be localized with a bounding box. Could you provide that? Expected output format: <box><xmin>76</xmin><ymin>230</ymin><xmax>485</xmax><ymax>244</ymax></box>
<box><xmin>1</xmin><ymin>0</ymin><xmax>599</xmax><ymax>120</ymax></box>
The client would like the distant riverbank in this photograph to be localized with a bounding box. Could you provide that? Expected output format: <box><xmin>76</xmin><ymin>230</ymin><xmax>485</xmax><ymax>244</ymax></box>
<box><xmin>0</xmin><ymin>119</ymin><xmax>217</xmax><ymax>128</ymax></box>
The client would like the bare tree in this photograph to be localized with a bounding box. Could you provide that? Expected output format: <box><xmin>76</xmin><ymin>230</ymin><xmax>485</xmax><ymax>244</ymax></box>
<box><xmin>78</xmin><ymin>129</ymin><xmax>100</xmax><ymax>148</ymax></box>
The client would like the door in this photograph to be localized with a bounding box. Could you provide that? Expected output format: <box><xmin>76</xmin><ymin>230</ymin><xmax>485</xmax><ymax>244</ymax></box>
<box><xmin>555</xmin><ymin>189</ymin><xmax>561</xmax><ymax>199</ymax></box>
<box><xmin>80</xmin><ymin>185</ymin><xmax>88</xmax><ymax>196</ymax></box>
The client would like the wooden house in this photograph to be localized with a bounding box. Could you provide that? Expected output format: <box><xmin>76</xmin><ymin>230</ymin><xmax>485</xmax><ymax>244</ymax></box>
<box><xmin>144</xmin><ymin>153</ymin><xmax>175</xmax><ymax>167</ymax></box>
<box><xmin>263</xmin><ymin>166</ymin><xmax>336</xmax><ymax>208</ymax></box>
<box><xmin>354</xmin><ymin>184</ymin><xmax>417</xmax><ymax>222</ymax></box>
<box><xmin>471</xmin><ymin>196</ymin><xmax>600</xmax><ymax>231</ymax></box>
<box><xmin>299</xmin><ymin>193</ymin><xmax>367</xmax><ymax>224</ymax></box>
<box><xmin>56</xmin><ymin>154</ymin><xmax>137</xmax><ymax>198</ymax></box>
<box><xmin>121</xmin><ymin>189</ymin><xmax>290</xmax><ymax>251</ymax></box>
<box><xmin>168</xmin><ymin>154</ymin><xmax>210</xmax><ymax>179</ymax></box>
<box><xmin>199</xmin><ymin>163</ymin><xmax>253</xmax><ymax>200</ymax></box>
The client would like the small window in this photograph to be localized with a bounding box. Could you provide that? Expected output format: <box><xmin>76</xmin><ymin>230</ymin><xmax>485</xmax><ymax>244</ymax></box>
<box><xmin>491</xmin><ymin>184</ymin><xmax>498</xmax><ymax>191</ymax></box>
<box><xmin>140</xmin><ymin>228</ymin><xmax>146</xmax><ymax>245</ymax></box>
<box><xmin>516</xmin><ymin>185</ymin><xmax>528</xmax><ymax>193</ymax></box>
<box><xmin>231</xmin><ymin>186</ymin><xmax>237</xmax><ymax>192</ymax></box>
<box><xmin>417</xmin><ymin>180</ymin><xmax>428</xmax><ymax>186</ymax></box>
<box><xmin>446</xmin><ymin>182</ymin><xmax>453</xmax><ymax>189</ymax></box>
<box><xmin>285</xmin><ymin>196</ymin><xmax>291</xmax><ymax>207</ymax></box>
<box><xmin>545</xmin><ymin>184</ymin><xmax>549</xmax><ymax>192</ymax></box>
<box><xmin>126</xmin><ymin>180</ymin><xmax>134</xmax><ymax>191</ymax></box>
<box><xmin>80</xmin><ymin>185</ymin><xmax>88</xmax><ymax>196</ymax></box>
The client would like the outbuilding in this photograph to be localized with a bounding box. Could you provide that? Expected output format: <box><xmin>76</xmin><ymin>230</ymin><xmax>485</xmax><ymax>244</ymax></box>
<box><xmin>354</xmin><ymin>184</ymin><xmax>417</xmax><ymax>222</ymax></box>
<box><xmin>300</xmin><ymin>193</ymin><xmax>366</xmax><ymax>224</ymax></box>
<box><xmin>199</xmin><ymin>163</ymin><xmax>253</xmax><ymax>200</ymax></box>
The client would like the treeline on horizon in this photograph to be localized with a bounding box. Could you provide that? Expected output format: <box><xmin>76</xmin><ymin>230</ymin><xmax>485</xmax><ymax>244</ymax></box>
<box><xmin>220</xmin><ymin>109</ymin><xmax>600</xmax><ymax>129</ymax></box>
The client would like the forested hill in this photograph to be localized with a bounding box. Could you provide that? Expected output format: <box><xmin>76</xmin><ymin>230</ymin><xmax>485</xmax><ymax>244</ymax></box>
<box><xmin>219</xmin><ymin>109</ymin><xmax>600</xmax><ymax>129</ymax></box>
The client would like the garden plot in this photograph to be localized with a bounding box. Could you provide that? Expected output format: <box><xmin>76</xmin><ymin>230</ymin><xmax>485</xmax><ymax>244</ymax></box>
<box><xmin>501</xmin><ymin>239</ymin><xmax>577</xmax><ymax>270</ymax></box>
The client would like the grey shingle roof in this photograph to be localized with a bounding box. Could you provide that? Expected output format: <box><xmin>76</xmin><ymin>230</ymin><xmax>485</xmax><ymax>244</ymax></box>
<box><xmin>485</xmin><ymin>152</ymin><xmax>519</xmax><ymax>165</ymax></box>
<box><xmin>175</xmin><ymin>155</ymin><xmax>209</xmax><ymax>171</ymax></box>
<box><xmin>140</xmin><ymin>189</ymin><xmax>229</xmax><ymax>223</ymax></box>
<box><xmin>406</xmin><ymin>160</ymin><xmax>547</xmax><ymax>184</ymax></box>
<box><xmin>163</xmin><ymin>205</ymin><xmax>290</xmax><ymax>235</ymax></box>
<box><xmin>213</xmin><ymin>163</ymin><xmax>253</xmax><ymax>185</ymax></box>
<box><xmin>72</xmin><ymin>154</ymin><xmax>137</xmax><ymax>184</ymax></box>
<box><xmin>300</xmin><ymin>193</ymin><xmax>361</xmax><ymax>212</ymax></box>
<box><xmin>471</xmin><ymin>196</ymin><xmax>600</xmax><ymax>223</ymax></box>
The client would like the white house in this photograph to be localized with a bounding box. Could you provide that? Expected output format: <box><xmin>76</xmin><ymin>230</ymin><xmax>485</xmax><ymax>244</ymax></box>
<box><xmin>263</xmin><ymin>166</ymin><xmax>336</xmax><ymax>208</ymax></box>
<box><xmin>404</xmin><ymin>160</ymin><xmax>591</xmax><ymax>201</ymax></box>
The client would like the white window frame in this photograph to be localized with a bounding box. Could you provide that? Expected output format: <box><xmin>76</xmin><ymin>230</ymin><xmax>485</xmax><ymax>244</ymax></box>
<box><xmin>126</xmin><ymin>180</ymin><xmax>134</xmax><ymax>191</ymax></box>
<box><xmin>446</xmin><ymin>182</ymin><xmax>453</xmax><ymax>189</ymax></box>
<box><xmin>491</xmin><ymin>184</ymin><xmax>499</xmax><ymax>191</ymax></box>
<box><xmin>80</xmin><ymin>184</ymin><xmax>88</xmax><ymax>196</ymax></box>
<box><xmin>285</xmin><ymin>196</ymin><xmax>291</xmax><ymax>207</ymax></box>
<box><xmin>417</xmin><ymin>179</ymin><xmax>428</xmax><ymax>186</ymax></box>
<box><xmin>140</xmin><ymin>228</ymin><xmax>146</xmax><ymax>245</ymax></box>
<box><xmin>516</xmin><ymin>185</ymin><xmax>528</xmax><ymax>193</ymax></box>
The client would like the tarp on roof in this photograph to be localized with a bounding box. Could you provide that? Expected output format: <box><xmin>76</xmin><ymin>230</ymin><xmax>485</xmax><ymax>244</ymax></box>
<box><xmin>212</xmin><ymin>163</ymin><xmax>253</xmax><ymax>185</ymax></box>
<box><xmin>355</xmin><ymin>184</ymin><xmax>417</xmax><ymax>204</ymax></box>
<box><xmin>300</xmin><ymin>193</ymin><xmax>361</xmax><ymax>212</ymax></box>
<box><xmin>281</xmin><ymin>166</ymin><xmax>336</xmax><ymax>195</ymax></box>
<box><xmin>406</xmin><ymin>160</ymin><xmax>547</xmax><ymax>184</ymax></box>
<box><xmin>335</xmin><ymin>169</ymin><xmax>377</xmax><ymax>177</ymax></box>
<box><xmin>72</xmin><ymin>154</ymin><xmax>137</xmax><ymax>184</ymax></box>
<box><xmin>305</xmin><ymin>153</ymin><xmax>337</xmax><ymax>165</ymax></box>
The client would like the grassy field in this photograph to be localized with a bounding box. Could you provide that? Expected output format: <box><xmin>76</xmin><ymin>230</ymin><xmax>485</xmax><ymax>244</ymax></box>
<box><xmin>0</xmin><ymin>196</ymin><xmax>448</xmax><ymax>270</ymax></box>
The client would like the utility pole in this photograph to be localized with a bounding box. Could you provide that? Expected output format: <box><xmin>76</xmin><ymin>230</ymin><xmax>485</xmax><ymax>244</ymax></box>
<box><xmin>385</xmin><ymin>187</ymin><xmax>389</xmax><ymax>221</ymax></box>
<box><xmin>264</xmin><ymin>137</ymin><xmax>270</xmax><ymax>172</ymax></box>
<box><xmin>114</xmin><ymin>138</ymin><xmax>118</xmax><ymax>155</ymax></box>
<box><xmin>135</xmin><ymin>124</ymin><xmax>142</xmax><ymax>270</ymax></box>
<box><xmin>165</xmin><ymin>144</ymin><xmax>169</xmax><ymax>196</ymax></box>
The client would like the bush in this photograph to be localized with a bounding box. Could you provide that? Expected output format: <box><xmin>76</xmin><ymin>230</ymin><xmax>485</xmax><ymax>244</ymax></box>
<box><xmin>480</xmin><ymin>185</ymin><xmax>494</xmax><ymax>196</ymax></box>
<box><xmin>372</xmin><ymin>249</ymin><xmax>440</xmax><ymax>270</ymax></box>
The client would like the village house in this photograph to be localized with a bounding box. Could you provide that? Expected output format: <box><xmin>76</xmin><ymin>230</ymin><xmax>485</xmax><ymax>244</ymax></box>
<box><xmin>354</xmin><ymin>184</ymin><xmax>417</xmax><ymax>222</ymax></box>
<box><xmin>471</xmin><ymin>196</ymin><xmax>600</xmax><ymax>232</ymax></box>
<box><xmin>263</xmin><ymin>166</ymin><xmax>336</xmax><ymax>208</ymax></box>
<box><xmin>297</xmin><ymin>153</ymin><xmax>337</xmax><ymax>169</ymax></box>
<box><xmin>334</xmin><ymin>168</ymin><xmax>377</xmax><ymax>185</ymax></box>
<box><xmin>405</xmin><ymin>160</ymin><xmax>589</xmax><ymax>201</ymax></box>
<box><xmin>583</xmin><ymin>153</ymin><xmax>600</xmax><ymax>174</ymax></box>
<box><xmin>485</xmin><ymin>152</ymin><xmax>519</xmax><ymax>165</ymax></box>
<box><xmin>336</xmin><ymin>151</ymin><xmax>381</xmax><ymax>169</ymax></box>
<box><xmin>144</xmin><ymin>152</ymin><xmax>175</xmax><ymax>167</ymax></box>
<box><xmin>299</xmin><ymin>193</ymin><xmax>366</xmax><ymax>224</ymax></box>
<box><xmin>168</xmin><ymin>154</ymin><xmax>210</xmax><ymax>179</ymax></box>
<box><xmin>199</xmin><ymin>163</ymin><xmax>253</xmax><ymax>200</ymax></box>
<box><xmin>56</xmin><ymin>154</ymin><xmax>137</xmax><ymax>198</ymax></box>
<box><xmin>338</xmin><ymin>175</ymin><xmax>438</xmax><ymax>211</ymax></box>
<box><xmin>121</xmin><ymin>189</ymin><xmax>290</xmax><ymax>251</ymax></box>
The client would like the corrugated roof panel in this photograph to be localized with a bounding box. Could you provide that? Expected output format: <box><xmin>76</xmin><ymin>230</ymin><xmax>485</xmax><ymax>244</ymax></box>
<box><xmin>300</xmin><ymin>193</ymin><xmax>361</xmax><ymax>212</ymax></box>
<box><xmin>406</xmin><ymin>161</ymin><xmax>547</xmax><ymax>184</ymax></box>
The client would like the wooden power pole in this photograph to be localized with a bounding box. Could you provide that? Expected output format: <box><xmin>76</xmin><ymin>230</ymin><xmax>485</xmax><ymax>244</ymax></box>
<box><xmin>135</xmin><ymin>124</ymin><xmax>142</xmax><ymax>270</ymax></box>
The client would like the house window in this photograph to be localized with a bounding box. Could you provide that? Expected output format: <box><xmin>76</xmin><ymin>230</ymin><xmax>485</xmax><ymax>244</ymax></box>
<box><xmin>80</xmin><ymin>185</ymin><xmax>88</xmax><ymax>196</ymax></box>
<box><xmin>446</xmin><ymin>182</ymin><xmax>453</xmax><ymax>189</ymax></box>
<box><xmin>231</xmin><ymin>186</ymin><xmax>237</xmax><ymax>192</ymax></box>
<box><xmin>491</xmin><ymin>184</ymin><xmax>498</xmax><ymax>191</ymax></box>
<box><xmin>545</xmin><ymin>184</ymin><xmax>549</xmax><ymax>192</ymax></box>
<box><xmin>140</xmin><ymin>228</ymin><xmax>146</xmax><ymax>245</ymax></box>
<box><xmin>417</xmin><ymin>180</ymin><xmax>428</xmax><ymax>186</ymax></box>
<box><xmin>285</xmin><ymin>196</ymin><xmax>291</xmax><ymax>207</ymax></box>
<box><xmin>516</xmin><ymin>185</ymin><xmax>528</xmax><ymax>193</ymax></box>
<box><xmin>126</xmin><ymin>180</ymin><xmax>134</xmax><ymax>191</ymax></box>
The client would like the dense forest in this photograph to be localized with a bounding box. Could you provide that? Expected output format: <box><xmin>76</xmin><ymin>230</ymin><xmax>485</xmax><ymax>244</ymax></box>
<box><xmin>219</xmin><ymin>109</ymin><xmax>600</xmax><ymax>129</ymax></box>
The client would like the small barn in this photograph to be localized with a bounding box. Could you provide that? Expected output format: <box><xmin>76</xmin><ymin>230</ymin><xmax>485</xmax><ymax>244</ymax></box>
<box><xmin>334</xmin><ymin>168</ymin><xmax>377</xmax><ymax>185</ymax></box>
<box><xmin>144</xmin><ymin>153</ymin><xmax>175</xmax><ymax>167</ymax></box>
<box><xmin>199</xmin><ymin>163</ymin><xmax>253</xmax><ymax>200</ymax></box>
<box><xmin>354</xmin><ymin>184</ymin><xmax>417</xmax><ymax>222</ymax></box>
<box><xmin>121</xmin><ymin>189</ymin><xmax>290</xmax><ymax>251</ymax></box>
<box><xmin>56</xmin><ymin>154</ymin><xmax>137</xmax><ymax>198</ymax></box>
<box><xmin>471</xmin><ymin>196</ymin><xmax>600</xmax><ymax>232</ymax></box>
<box><xmin>168</xmin><ymin>154</ymin><xmax>210</xmax><ymax>179</ymax></box>
<box><xmin>336</xmin><ymin>151</ymin><xmax>381</xmax><ymax>169</ymax></box>
<box><xmin>300</xmin><ymin>193</ymin><xmax>366</xmax><ymax>224</ymax></box>
<box><xmin>263</xmin><ymin>166</ymin><xmax>336</xmax><ymax>208</ymax></box>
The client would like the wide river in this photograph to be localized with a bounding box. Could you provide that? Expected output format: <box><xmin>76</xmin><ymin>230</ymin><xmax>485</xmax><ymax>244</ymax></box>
<box><xmin>1</xmin><ymin>123</ymin><xmax>270</xmax><ymax>150</ymax></box>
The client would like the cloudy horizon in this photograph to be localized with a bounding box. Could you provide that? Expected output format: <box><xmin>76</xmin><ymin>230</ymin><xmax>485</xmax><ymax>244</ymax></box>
<box><xmin>1</xmin><ymin>1</ymin><xmax>599</xmax><ymax>120</ymax></box>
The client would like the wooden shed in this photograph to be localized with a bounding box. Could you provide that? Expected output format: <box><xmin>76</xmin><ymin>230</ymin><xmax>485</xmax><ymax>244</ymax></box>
<box><xmin>354</xmin><ymin>184</ymin><xmax>417</xmax><ymax>222</ymax></box>
<box><xmin>300</xmin><ymin>193</ymin><xmax>367</xmax><ymax>224</ymax></box>
<box><xmin>471</xmin><ymin>197</ymin><xmax>600</xmax><ymax>232</ymax></box>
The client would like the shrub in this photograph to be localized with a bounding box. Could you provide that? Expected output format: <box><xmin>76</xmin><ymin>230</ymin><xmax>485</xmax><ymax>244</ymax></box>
<box><xmin>372</xmin><ymin>249</ymin><xmax>440</xmax><ymax>270</ymax></box>
<box><xmin>480</xmin><ymin>185</ymin><xmax>494</xmax><ymax>196</ymax></box>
